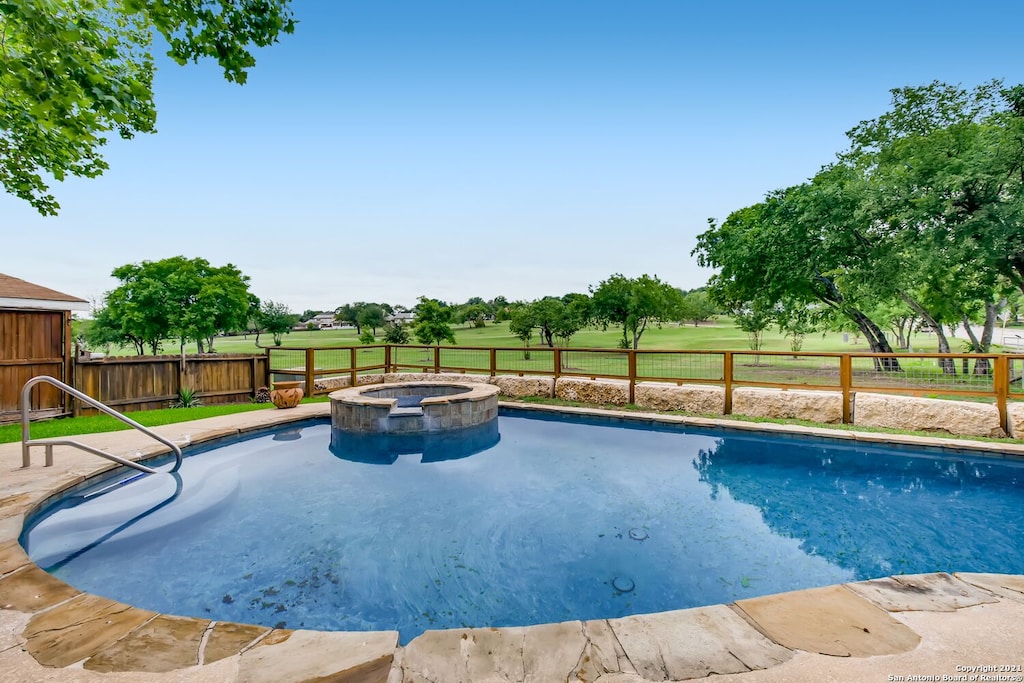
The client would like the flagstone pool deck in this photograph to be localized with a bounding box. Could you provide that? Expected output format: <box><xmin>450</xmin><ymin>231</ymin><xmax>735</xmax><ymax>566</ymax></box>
<box><xmin>1</xmin><ymin>403</ymin><xmax>1022</xmax><ymax>683</ymax></box>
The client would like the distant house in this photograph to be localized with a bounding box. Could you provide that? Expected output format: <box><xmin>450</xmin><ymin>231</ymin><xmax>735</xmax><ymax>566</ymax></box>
<box><xmin>309</xmin><ymin>313</ymin><xmax>337</xmax><ymax>329</ymax></box>
<box><xmin>386</xmin><ymin>311</ymin><xmax>416</xmax><ymax>325</ymax></box>
<box><xmin>0</xmin><ymin>273</ymin><xmax>89</xmax><ymax>421</ymax></box>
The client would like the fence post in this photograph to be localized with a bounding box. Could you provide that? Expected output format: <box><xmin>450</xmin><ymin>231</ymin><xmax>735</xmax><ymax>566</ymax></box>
<box><xmin>350</xmin><ymin>346</ymin><xmax>358</xmax><ymax>388</ymax></box>
<box><xmin>385</xmin><ymin>345</ymin><xmax>392</xmax><ymax>374</ymax></box>
<box><xmin>489</xmin><ymin>347</ymin><xmax>497</xmax><ymax>377</ymax></box>
<box><xmin>433</xmin><ymin>346</ymin><xmax>441</xmax><ymax>374</ymax></box>
<box><xmin>264</xmin><ymin>347</ymin><xmax>271</xmax><ymax>387</ymax></box>
<box><xmin>305</xmin><ymin>348</ymin><xmax>315</xmax><ymax>396</ymax></box>
<box><xmin>723</xmin><ymin>351</ymin><xmax>733</xmax><ymax>415</ymax></box>
<box><xmin>840</xmin><ymin>354</ymin><xmax>852</xmax><ymax>424</ymax></box>
<box><xmin>994</xmin><ymin>354</ymin><xmax>1009</xmax><ymax>435</ymax></box>
<box><xmin>553</xmin><ymin>348</ymin><xmax>561</xmax><ymax>379</ymax></box>
<box><xmin>628</xmin><ymin>350</ymin><xmax>636</xmax><ymax>404</ymax></box>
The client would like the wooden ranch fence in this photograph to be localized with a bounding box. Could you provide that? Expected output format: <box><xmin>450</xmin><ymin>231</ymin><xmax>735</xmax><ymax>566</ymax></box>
<box><xmin>268</xmin><ymin>344</ymin><xmax>1024</xmax><ymax>429</ymax></box>
<box><xmin>72</xmin><ymin>354</ymin><xmax>269</xmax><ymax>416</ymax></box>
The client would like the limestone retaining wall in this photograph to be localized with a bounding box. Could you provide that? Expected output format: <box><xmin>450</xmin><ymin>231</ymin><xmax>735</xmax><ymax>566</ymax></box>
<box><xmin>634</xmin><ymin>382</ymin><xmax>724</xmax><ymax>414</ymax></box>
<box><xmin>383</xmin><ymin>372</ymin><xmax>490</xmax><ymax>384</ymax></box>
<box><xmin>311</xmin><ymin>374</ymin><xmax>384</xmax><ymax>393</ymax></box>
<box><xmin>732</xmin><ymin>387</ymin><xmax>845</xmax><ymax>424</ymax></box>
<box><xmin>854</xmin><ymin>392</ymin><xmax>1004</xmax><ymax>438</ymax></box>
<box><xmin>490</xmin><ymin>375</ymin><xmax>554</xmax><ymax>399</ymax></box>
<box><xmin>1009</xmin><ymin>402</ymin><xmax>1024</xmax><ymax>439</ymax></box>
<box><xmin>554</xmin><ymin>377</ymin><xmax>630</xmax><ymax>405</ymax></box>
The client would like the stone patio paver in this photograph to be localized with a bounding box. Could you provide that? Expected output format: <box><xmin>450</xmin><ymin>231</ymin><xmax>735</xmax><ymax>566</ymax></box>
<box><xmin>84</xmin><ymin>614</ymin><xmax>211</xmax><ymax>673</ymax></box>
<box><xmin>847</xmin><ymin>571</ymin><xmax>999</xmax><ymax>612</ymax></box>
<box><xmin>733</xmin><ymin>584</ymin><xmax>921</xmax><ymax>657</ymax></box>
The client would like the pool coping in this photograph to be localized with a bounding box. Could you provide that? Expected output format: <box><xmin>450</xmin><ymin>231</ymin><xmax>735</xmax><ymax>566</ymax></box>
<box><xmin>0</xmin><ymin>402</ymin><xmax>1021</xmax><ymax>682</ymax></box>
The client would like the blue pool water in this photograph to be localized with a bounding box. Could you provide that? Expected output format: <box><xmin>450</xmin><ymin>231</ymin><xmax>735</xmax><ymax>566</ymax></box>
<box><xmin>21</xmin><ymin>411</ymin><xmax>1024</xmax><ymax>643</ymax></box>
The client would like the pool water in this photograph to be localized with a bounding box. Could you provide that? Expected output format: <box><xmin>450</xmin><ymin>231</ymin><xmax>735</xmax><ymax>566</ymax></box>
<box><xmin>21</xmin><ymin>411</ymin><xmax>1024</xmax><ymax>644</ymax></box>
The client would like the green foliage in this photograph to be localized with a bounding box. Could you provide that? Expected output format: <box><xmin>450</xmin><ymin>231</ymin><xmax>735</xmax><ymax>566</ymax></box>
<box><xmin>694</xmin><ymin>79</ymin><xmax>1024</xmax><ymax>364</ymax></box>
<box><xmin>678</xmin><ymin>290</ymin><xmax>718</xmax><ymax>326</ymax></box>
<box><xmin>507</xmin><ymin>304</ymin><xmax>534</xmax><ymax>358</ymax></box>
<box><xmin>732</xmin><ymin>304</ymin><xmax>772</xmax><ymax>352</ymax></box>
<box><xmin>382</xmin><ymin>322</ymin><xmax>410</xmax><ymax>344</ymax></box>
<box><xmin>173</xmin><ymin>386</ymin><xmax>202</xmax><ymax>408</ymax></box>
<box><xmin>355</xmin><ymin>304</ymin><xmax>386</xmax><ymax>336</ymax></box>
<box><xmin>774</xmin><ymin>300</ymin><xmax>817</xmax><ymax>353</ymax></box>
<box><xmin>358</xmin><ymin>329</ymin><xmax>376</xmax><ymax>344</ymax></box>
<box><xmin>1</xmin><ymin>0</ymin><xmax>295</xmax><ymax>215</ymax></box>
<box><xmin>335</xmin><ymin>302</ymin><xmax>391</xmax><ymax>335</ymax></box>
<box><xmin>590</xmin><ymin>274</ymin><xmax>683</xmax><ymax>349</ymax></box>
<box><xmin>413</xmin><ymin>297</ymin><xmax>456</xmax><ymax>346</ymax></box>
<box><xmin>258</xmin><ymin>300</ymin><xmax>297</xmax><ymax>346</ymax></box>
<box><xmin>1</xmin><ymin>402</ymin><xmax>276</xmax><ymax>444</ymax></box>
<box><xmin>90</xmin><ymin>256</ymin><xmax>253</xmax><ymax>355</ymax></box>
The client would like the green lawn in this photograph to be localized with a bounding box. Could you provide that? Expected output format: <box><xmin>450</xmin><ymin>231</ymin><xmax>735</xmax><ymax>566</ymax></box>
<box><xmin>0</xmin><ymin>397</ymin><xmax>333</xmax><ymax>445</ymax></box>
<box><xmin>94</xmin><ymin>319</ymin><xmax>889</xmax><ymax>356</ymax></box>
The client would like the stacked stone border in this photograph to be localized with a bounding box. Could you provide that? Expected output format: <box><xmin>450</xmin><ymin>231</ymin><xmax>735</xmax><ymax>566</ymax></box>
<box><xmin>305</xmin><ymin>372</ymin><xmax>1023</xmax><ymax>439</ymax></box>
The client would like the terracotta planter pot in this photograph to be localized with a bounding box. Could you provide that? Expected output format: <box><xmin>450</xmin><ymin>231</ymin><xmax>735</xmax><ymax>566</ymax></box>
<box><xmin>271</xmin><ymin>381</ymin><xmax>304</xmax><ymax>409</ymax></box>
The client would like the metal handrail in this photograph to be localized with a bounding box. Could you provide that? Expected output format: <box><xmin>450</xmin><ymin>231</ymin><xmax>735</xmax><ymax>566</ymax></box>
<box><xmin>21</xmin><ymin>376</ymin><xmax>182</xmax><ymax>474</ymax></box>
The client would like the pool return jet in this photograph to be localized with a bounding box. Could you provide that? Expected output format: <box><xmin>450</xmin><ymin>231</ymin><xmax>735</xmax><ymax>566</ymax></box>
<box><xmin>20</xmin><ymin>376</ymin><xmax>183</xmax><ymax>474</ymax></box>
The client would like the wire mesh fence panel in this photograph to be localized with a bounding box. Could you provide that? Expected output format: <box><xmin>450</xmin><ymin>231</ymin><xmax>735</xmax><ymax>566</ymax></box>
<box><xmin>1009</xmin><ymin>356</ymin><xmax>1024</xmax><ymax>396</ymax></box>
<box><xmin>731</xmin><ymin>353</ymin><xmax>841</xmax><ymax>387</ymax></box>
<box><xmin>312</xmin><ymin>348</ymin><xmax>351</xmax><ymax>372</ymax></box>
<box><xmin>635</xmin><ymin>352</ymin><xmax>723</xmax><ymax>382</ymax></box>
<box><xmin>495</xmin><ymin>348</ymin><xmax>556</xmax><ymax>374</ymax></box>
<box><xmin>561</xmin><ymin>350</ymin><xmax>629</xmax><ymax>378</ymax></box>
<box><xmin>353</xmin><ymin>346</ymin><xmax>386</xmax><ymax>370</ymax></box>
<box><xmin>268</xmin><ymin>349</ymin><xmax>306</xmax><ymax>374</ymax></box>
<box><xmin>392</xmin><ymin>346</ymin><xmax>435</xmax><ymax>370</ymax></box>
<box><xmin>850</xmin><ymin>355</ymin><xmax>996</xmax><ymax>393</ymax></box>
<box><xmin>438</xmin><ymin>348</ymin><xmax>491</xmax><ymax>372</ymax></box>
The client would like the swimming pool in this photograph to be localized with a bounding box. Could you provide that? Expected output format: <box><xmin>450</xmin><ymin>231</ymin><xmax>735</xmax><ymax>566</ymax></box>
<box><xmin>20</xmin><ymin>410</ymin><xmax>1024</xmax><ymax>644</ymax></box>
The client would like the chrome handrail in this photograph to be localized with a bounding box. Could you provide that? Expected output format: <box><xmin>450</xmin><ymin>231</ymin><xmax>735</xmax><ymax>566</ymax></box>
<box><xmin>21</xmin><ymin>376</ymin><xmax>183</xmax><ymax>474</ymax></box>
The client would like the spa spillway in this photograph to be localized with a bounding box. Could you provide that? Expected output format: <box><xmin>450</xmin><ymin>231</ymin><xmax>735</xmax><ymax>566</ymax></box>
<box><xmin>329</xmin><ymin>381</ymin><xmax>499</xmax><ymax>435</ymax></box>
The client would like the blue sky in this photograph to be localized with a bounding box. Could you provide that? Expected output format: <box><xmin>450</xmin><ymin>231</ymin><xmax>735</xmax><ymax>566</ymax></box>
<box><xmin>4</xmin><ymin>0</ymin><xmax>1023</xmax><ymax>314</ymax></box>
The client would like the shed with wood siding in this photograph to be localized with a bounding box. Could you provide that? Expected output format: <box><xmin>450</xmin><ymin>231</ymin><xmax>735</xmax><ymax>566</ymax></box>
<box><xmin>0</xmin><ymin>273</ymin><xmax>88</xmax><ymax>422</ymax></box>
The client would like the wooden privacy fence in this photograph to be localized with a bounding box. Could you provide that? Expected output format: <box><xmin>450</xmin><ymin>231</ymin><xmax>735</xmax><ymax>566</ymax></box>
<box><xmin>72</xmin><ymin>354</ymin><xmax>269</xmax><ymax>415</ymax></box>
<box><xmin>268</xmin><ymin>344</ymin><xmax>1023</xmax><ymax>428</ymax></box>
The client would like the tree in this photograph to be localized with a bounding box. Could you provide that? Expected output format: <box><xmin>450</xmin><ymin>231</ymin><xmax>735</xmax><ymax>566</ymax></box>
<box><xmin>590</xmin><ymin>274</ymin><xmax>682</xmax><ymax>349</ymax></box>
<box><xmin>773</xmin><ymin>300</ymin><xmax>816</xmax><ymax>353</ymax></box>
<box><xmin>93</xmin><ymin>256</ymin><xmax>253</xmax><ymax>354</ymax></box>
<box><xmin>335</xmin><ymin>302</ymin><xmax>390</xmax><ymax>334</ymax></box>
<box><xmin>413</xmin><ymin>297</ymin><xmax>456</xmax><ymax>346</ymax></box>
<box><xmin>356</xmin><ymin>304</ymin><xmax>386</xmax><ymax>336</ymax></box>
<box><xmin>693</xmin><ymin>176</ymin><xmax>904</xmax><ymax>370</ymax></box>
<box><xmin>382</xmin><ymin>322</ymin><xmax>410</xmax><ymax>344</ymax></box>
<box><xmin>845</xmin><ymin>80</ymin><xmax>1024</xmax><ymax>296</ymax></box>
<box><xmin>508</xmin><ymin>304</ymin><xmax>534</xmax><ymax>359</ymax></box>
<box><xmin>678</xmin><ymin>290</ymin><xmax>718</xmax><ymax>326</ymax></box>
<box><xmin>1</xmin><ymin>0</ymin><xmax>296</xmax><ymax>215</ymax></box>
<box><xmin>258</xmin><ymin>300</ymin><xmax>297</xmax><ymax>346</ymax></box>
<box><xmin>733</xmin><ymin>303</ymin><xmax>772</xmax><ymax>354</ymax></box>
<box><xmin>457</xmin><ymin>303</ymin><xmax>489</xmax><ymax>328</ymax></box>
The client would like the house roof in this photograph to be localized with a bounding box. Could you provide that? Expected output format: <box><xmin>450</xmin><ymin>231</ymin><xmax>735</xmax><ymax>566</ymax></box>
<box><xmin>0</xmin><ymin>273</ymin><xmax>89</xmax><ymax>311</ymax></box>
